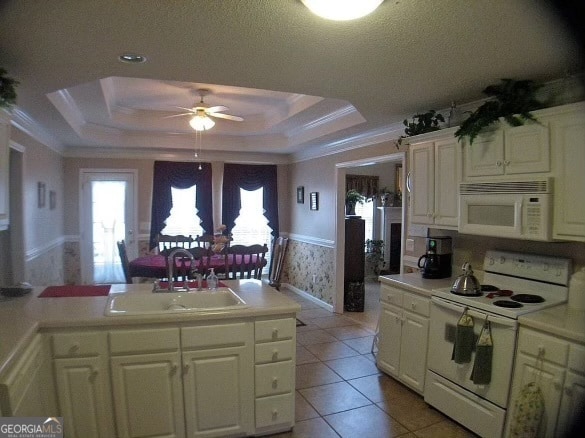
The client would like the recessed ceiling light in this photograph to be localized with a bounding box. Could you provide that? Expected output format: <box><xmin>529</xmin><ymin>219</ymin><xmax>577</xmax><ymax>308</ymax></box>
<box><xmin>302</xmin><ymin>0</ymin><xmax>383</xmax><ymax>21</ymax></box>
<box><xmin>118</xmin><ymin>53</ymin><xmax>147</xmax><ymax>64</ymax></box>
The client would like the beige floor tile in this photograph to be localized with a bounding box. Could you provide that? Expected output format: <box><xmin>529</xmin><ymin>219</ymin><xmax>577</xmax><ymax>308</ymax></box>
<box><xmin>377</xmin><ymin>396</ymin><xmax>446</xmax><ymax>431</ymax></box>
<box><xmin>268</xmin><ymin>417</ymin><xmax>340</xmax><ymax>437</ymax></box>
<box><xmin>295</xmin><ymin>391</ymin><xmax>320</xmax><ymax>421</ymax></box>
<box><xmin>296</xmin><ymin>345</ymin><xmax>320</xmax><ymax>365</ymax></box>
<box><xmin>295</xmin><ymin>362</ymin><xmax>343</xmax><ymax>389</ymax></box>
<box><xmin>298</xmin><ymin>308</ymin><xmax>335</xmax><ymax>319</ymax></box>
<box><xmin>296</xmin><ymin>329</ymin><xmax>338</xmax><ymax>346</ymax></box>
<box><xmin>295</xmin><ymin>320</ymin><xmax>320</xmax><ymax>333</ymax></box>
<box><xmin>348</xmin><ymin>373</ymin><xmax>419</xmax><ymax>404</ymax></box>
<box><xmin>342</xmin><ymin>335</ymin><xmax>375</xmax><ymax>354</ymax></box>
<box><xmin>324</xmin><ymin>404</ymin><xmax>409</xmax><ymax>438</ymax></box>
<box><xmin>412</xmin><ymin>419</ymin><xmax>479</xmax><ymax>438</ymax></box>
<box><xmin>299</xmin><ymin>381</ymin><xmax>372</xmax><ymax>416</ymax></box>
<box><xmin>324</xmin><ymin>355</ymin><xmax>380</xmax><ymax>380</ymax></box>
<box><xmin>308</xmin><ymin>315</ymin><xmax>356</xmax><ymax>329</ymax></box>
<box><xmin>325</xmin><ymin>325</ymin><xmax>374</xmax><ymax>340</ymax></box>
<box><xmin>305</xmin><ymin>341</ymin><xmax>360</xmax><ymax>361</ymax></box>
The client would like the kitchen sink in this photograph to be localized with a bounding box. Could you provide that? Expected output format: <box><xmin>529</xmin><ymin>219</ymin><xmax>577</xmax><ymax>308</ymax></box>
<box><xmin>105</xmin><ymin>288</ymin><xmax>248</xmax><ymax>316</ymax></box>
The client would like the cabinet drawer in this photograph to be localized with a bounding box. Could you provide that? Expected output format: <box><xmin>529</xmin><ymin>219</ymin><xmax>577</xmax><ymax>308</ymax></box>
<box><xmin>568</xmin><ymin>343</ymin><xmax>585</xmax><ymax>374</ymax></box>
<box><xmin>255</xmin><ymin>340</ymin><xmax>294</xmax><ymax>364</ymax></box>
<box><xmin>380</xmin><ymin>285</ymin><xmax>403</xmax><ymax>307</ymax></box>
<box><xmin>255</xmin><ymin>319</ymin><xmax>295</xmax><ymax>343</ymax></box>
<box><xmin>518</xmin><ymin>328</ymin><xmax>569</xmax><ymax>366</ymax></box>
<box><xmin>255</xmin><ymin>393</ymin><xmax>293</xmax><ymax>429</ymax></box>
<box><xmin>52</xmin><ymin>331</ymin><xmax>107</xmax><ymax>358</ymax></box>
<box><xmin>402</xmin><ymin>293</ymin><xmax>430</xmax><ymax>317</ymax></box>
<box><xmin>109</xmin><ymin>327</ymin><xmax>179</xmax><ymax>354</ymax></box>
<box><xmin>255</xmin><ymin>361</ymin><xmax>293</xmax><ymax>397</ymax></box>
<box><xmin>182</xmin><ymin>322</ymin><xmax>250</xmax><ymax>349</ymax></box>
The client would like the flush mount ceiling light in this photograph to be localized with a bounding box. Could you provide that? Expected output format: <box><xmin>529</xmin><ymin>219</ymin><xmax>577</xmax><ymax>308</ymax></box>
<box><xmin>118</xmin><ymin>53</ymin><xmax>147</xmax><ymax>64</ymax></box>
<box><xmin>189</xmin><ymin>111</ymin><xmax>215</xmax><ymax>131</ymax></box>
<box><xmin>301</xmin><ymin>0</ymin><xmax>383</xmax><ymax>21</ymax></box>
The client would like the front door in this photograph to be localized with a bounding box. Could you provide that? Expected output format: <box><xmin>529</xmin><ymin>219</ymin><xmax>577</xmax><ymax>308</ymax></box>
<box><xmin>80</xmin><ymin>170</ymin><xmax>137</xmax><ymax>284</ymax></box>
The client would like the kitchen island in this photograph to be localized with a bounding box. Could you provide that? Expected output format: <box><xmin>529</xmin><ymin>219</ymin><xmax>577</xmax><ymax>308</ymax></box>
<box><xmin>0</xmin><ymin>280</ymin><xmax>300</xmax><ymax>437</ymax></box>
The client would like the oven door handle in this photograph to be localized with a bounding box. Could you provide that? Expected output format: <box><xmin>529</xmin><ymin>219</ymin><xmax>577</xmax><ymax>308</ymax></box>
<box><xmin>431</xmin><ymin>296</ymin><xmax>518</xmax><ymax>328</ymax></box>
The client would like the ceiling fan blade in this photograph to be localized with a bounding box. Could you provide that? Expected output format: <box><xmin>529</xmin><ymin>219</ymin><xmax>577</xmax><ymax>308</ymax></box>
<box><xmin>210</xmin><ymin>112</ymin><xmax>244</xmax><ymax>122</ymax></box>
<box><xmin>174</xmin><ymin>106</ymin><xmax>196</xmax><ymax>112</ymax></box>
<box><xmin>206</xmin><ymin>105</ymin><xmax>229</xmax><ymax>114</ymax></box>
<box><xmin>163</xmin><ymin>112</ymin><xmax>194</xmax><ymax>119</ymax></box>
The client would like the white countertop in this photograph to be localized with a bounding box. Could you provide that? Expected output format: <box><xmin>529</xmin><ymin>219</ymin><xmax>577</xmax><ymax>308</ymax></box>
<box><xmin>379</xmin><ymin>272</ymin><xmax>455</xmax><ymax>297</ymax></box>
<box><xmin>0</xmin><ymin>280</ymin><xmax>300</xmax><ymax>376</ymax></box>
<box><xmin>519</xmin><ymin>304</ymin><xmax>585</xmax><ymax>344</ymax></box>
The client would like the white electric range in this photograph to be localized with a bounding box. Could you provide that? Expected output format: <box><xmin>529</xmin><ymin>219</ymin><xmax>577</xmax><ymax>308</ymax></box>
<box><xmin>425</xmin><ymin>250</ymin><xmax>572</xmax><ymax>438</ymax></box>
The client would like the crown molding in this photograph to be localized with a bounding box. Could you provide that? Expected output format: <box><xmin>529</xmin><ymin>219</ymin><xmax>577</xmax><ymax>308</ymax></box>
<box><xmin>10</xmin><ymin>107</ymin><xmax>64</xmax><ymax>154</ymax></box>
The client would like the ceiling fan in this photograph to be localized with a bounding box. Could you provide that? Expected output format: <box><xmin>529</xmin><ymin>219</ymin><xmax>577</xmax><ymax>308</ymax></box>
<box><xmin>165</xmin><ymin>88</ymin><xmax>244</xmax><ymax>131</ymax></box>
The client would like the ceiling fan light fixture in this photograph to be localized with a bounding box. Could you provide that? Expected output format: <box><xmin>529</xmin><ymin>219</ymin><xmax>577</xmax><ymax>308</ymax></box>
<box><xmin>189</xmin><ymin>114</ymin><xmax>215</xmax><ymax>131</ymax></box>
<box><xmin>301</xmin><ymin>0</ymin><xmax>383</xmax><ymax>21</ymax></box>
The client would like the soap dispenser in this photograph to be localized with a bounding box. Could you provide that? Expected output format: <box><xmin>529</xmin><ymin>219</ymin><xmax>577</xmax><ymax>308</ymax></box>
<box><xmin>207</xmin><ymin>268</ymin><xmax>218</xmax><ymax>290</ymax></box>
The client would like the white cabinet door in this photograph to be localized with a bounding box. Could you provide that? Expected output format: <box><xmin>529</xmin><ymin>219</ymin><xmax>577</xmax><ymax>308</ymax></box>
<box><xmin>507</xmin><ymin>352</ymin><xmax>565</xmax><ymax>438</ymax></box>
<box><xmin>182</xmin><ymin>346</ymin><xmax>253</xmax><ymax>438</ymax></box>
<box><xmin>0</xmin><ymin>110</ymin><xmax>10</xmax><ymax>230</ymax></box>
<box><xmin>377</xmin><ymin>303</ymin><xmax>403</xmax><ymax>377</ymax></box>
<box><xmin>409</xmin><ymin>142</ymin><xmax>434</xmax><ymax>225</ymax></box>
<box><xmin>556</xmin><ymin>370</ymin><xmax>585</xmax><ymax>437</ymax></box>
<box><xmin>463</xmin><ymin>130</ymin><xmax>505</xmax><ymax>177</ymax></box>
<box><xmin>504</xmin><ymin>123</ymin><xmax>550</xmax><ymax>174</ymax></box>
<box><xmin>398</xmin><ymin>310</ymin><xmax>429</xmax><ymax>393</ymax></box>
<box><xmin>110</xmin><ymin>352</ymin><xmax>185</xmax><ymax>438</ymax></box>
<box><xmin>54</xmin><ymin>356</ymin><xmax>115</xmax><ymax>438</ymax></box>
<box><xmin>434</xmin><ymin>137</ymin><xmax>460</xmax><ymax>227</ymax></box>
<box><xmin>552</xmin><ymin>110</ymin><xmax>585</xmax><ymax>241</ymax></box>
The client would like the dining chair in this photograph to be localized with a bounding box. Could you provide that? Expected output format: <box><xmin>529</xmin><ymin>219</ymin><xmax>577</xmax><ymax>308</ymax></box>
<box><xmin>156</xmin><ymin>234</ymin><xmax>195</xmax><ymax>255</ymax></box>
<box><xmin>187</xmin><ymin>247</ymin><xmax>214</xmax><ymax>278</ymax></box>
<box><xmin>225</xmin><ymin>244</ymin><xmax>269</xmax><ymax>280</ymax></box>
<box><xmin>116</xmin><ymin>240</ymin><xmax>133</xmax><ymax>284</ymax></box>
<box><xmin>268</xmin><ymin>237</ymin><xmax>289</xmax><ymax>289</ymax></box>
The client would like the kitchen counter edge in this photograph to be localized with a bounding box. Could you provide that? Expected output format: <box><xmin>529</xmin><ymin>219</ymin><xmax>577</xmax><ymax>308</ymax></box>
<box><xmin>379</xmin><ymin>273</ymin><xmax>455</xmax><ymax>297</ymax></box>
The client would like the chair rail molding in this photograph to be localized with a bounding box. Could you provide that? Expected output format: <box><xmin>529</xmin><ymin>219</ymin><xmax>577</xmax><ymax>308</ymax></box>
<box><xmin>281</xmin><ymin>232</ymin><xmax>334</xmax><ymax>248</ymax></box>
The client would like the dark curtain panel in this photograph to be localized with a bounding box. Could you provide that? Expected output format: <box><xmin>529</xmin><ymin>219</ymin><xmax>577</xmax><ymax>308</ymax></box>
<box><xmin>149</xmin><ymin>161</ymin><xmax>213</xmax><ymax>249</ymax></box>
<box><xmin>222</xmin><ymin>164</ymin><xmax>279</xmax><ymax>238</ymax></box>
<box><xmin>346</xmin><ymin>174</ymin><xmax>379</xmax><ymax>198</ymax></box>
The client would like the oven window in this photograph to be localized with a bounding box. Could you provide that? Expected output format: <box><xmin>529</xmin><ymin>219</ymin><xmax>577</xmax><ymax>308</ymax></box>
<box><xmin>468</xmin><ymin>204</ymin><xmax>515</xmax><ymax>226</ymax></box>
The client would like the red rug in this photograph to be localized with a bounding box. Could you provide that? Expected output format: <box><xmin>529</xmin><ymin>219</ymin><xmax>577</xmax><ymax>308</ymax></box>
<box><xmin>38</xmin><ymin>285</ymin><xmax>111</xmax><ymax>298</ymax></box>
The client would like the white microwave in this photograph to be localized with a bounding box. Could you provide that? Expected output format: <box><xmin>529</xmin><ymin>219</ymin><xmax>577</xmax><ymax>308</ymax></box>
<box><xmin>459</xmin><ymin>178</ymin><xmax>553</xmax><ymax>241</ymax></box>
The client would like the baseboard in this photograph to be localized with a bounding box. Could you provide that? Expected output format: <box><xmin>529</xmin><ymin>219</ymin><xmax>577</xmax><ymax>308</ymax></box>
<box><xmin>281</xmin><ymin>283</ymin><xmax>334</xmax><ymax>312</ymax></box>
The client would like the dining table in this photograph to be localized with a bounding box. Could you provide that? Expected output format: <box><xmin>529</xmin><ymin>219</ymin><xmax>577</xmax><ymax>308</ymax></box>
<box><xmin>128</xmin><ymin>253</ymin><xmax>266</xmax><ymax>279</ymax></box>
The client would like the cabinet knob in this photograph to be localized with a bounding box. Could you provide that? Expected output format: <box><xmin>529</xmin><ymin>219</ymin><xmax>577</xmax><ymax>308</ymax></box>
<box><xmin>272</xmin><ymin>377</ymin><xmax>279</xmax><ymax>388</ymax></box>
<box><xmin>170</xmin><ymin>363</ymin><xmax>178</xmax><ymax>375</ymax></box>
<box><xmin>183</xmin><ymin>364</ymin><xmax>190</xmax><ymax>374</ymax></box>
<box><xmin>69</xmin><ymin>343</ymin><xmax>80</xmax><ymax>354</ymax></box>
<box><xmin>504</xmin><ymin>160</ymin><xmax>510</xmax><ymax>166</ymax></box>
<box><xmin>272</xmin><ymin>328</ymin><xmax>279</xmax><ymax>339</ymax></box>
<box><xmin>90</xmin><ymin>367</ymin><xmax>98</xmax><ymax>382</ymax></box>
<box><xmin>272</xmin><ymin>409</ymin><xmax>279</xmax><ymax>420</ymax></box>
<box><xmin>411</xmin><ymin>302</ymin><xmax>417</xmax><ymax>309</ymax></box>
<box><xmin>496</xmin><ymin>161</ymin><xmax>503</xmax><ymax>167</ymax></box>
<box><xmin>272</xmin><ymin>350</ymin><xmax>279</xmax><ymax>361</ymax></box>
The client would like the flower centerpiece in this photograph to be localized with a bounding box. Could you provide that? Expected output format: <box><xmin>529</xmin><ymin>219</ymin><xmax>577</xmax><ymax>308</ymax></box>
<box><xmin>212</xmin><ymin>224</ymin><xmax>230</xmax><ymax>253</ymax></box>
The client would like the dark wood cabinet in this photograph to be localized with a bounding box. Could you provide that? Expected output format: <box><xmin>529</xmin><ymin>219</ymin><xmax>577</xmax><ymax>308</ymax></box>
<box><xmin>344</xmin><ymin>217</ymin><xmax>365</xmax><ymax>312</ymax></box>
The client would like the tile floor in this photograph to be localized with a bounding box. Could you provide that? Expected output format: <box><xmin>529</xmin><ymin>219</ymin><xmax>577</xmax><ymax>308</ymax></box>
<box><xmin>270</xmin><ymin>286</ymin><xmax>478</xmax><ymax>438</ymax></box>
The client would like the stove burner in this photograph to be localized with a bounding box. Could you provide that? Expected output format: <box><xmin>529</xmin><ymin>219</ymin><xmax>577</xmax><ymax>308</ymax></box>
<box><xmin>481</xmin><ymin>285</ymin><xmax>500</xmax><ymax>292</ymax></box>
<box><xmin>493</xmin><ymin>300</ymin><xmax>523</xmax><ymax>308</ymax></box>
<box><xmin>511</xmin><ymin>294</ymin><xmax>545</xmax><ymax>304</ymax></box>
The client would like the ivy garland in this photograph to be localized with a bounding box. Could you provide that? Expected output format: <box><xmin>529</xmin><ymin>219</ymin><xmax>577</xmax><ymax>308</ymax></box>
<box><xmin>454</xmin><ymin>79</ymin><xmax>543</xmax><ymax>145</ymax></box>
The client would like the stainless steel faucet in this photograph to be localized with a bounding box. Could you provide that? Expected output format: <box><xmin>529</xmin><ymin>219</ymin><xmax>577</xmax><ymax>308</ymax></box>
<box><xmin>166</xmin><ymin>248</ymin><xmax>195</xmax><ymax>292</ymax></box>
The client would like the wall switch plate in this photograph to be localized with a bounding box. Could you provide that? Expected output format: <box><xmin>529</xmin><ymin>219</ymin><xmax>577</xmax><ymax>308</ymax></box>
<box><xmin>406</xmin><ymin>238</ymin><xmax>415</xmax><ymax>252</ymax></box>
<box><xmin>312</xmin><ymin>274</ymin><xmax>317</xmax><ymax>283</ymax></box>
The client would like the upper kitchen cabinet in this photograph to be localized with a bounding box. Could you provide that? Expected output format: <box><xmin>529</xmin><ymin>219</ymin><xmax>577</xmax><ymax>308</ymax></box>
<box><xmin>408</xmin><ymin>128</ymin><xmax>460</xmax><ymax>229</ymax></box>
<box><xmin>0</xmin><ymin>109</ymin><xmax>10</xmax><ymax>231</ymax></box>
<box><xmin>550</xmin><ymin>102</ymin><xmax>585</xmax><ymax>241</ymax></box>
<box><xmin>462</xmin><ymin>121</ymin><xmax>550</xmax><ymax>179</ymax></box>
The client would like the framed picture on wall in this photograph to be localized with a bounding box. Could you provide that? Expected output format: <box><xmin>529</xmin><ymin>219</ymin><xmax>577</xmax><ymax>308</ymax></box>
<box><xmin>49</xmin><ymin>190</ymin><xmax>57</xmax><ymax>210</ymax></box>
<box><xmin>37</xmin><ymin>182</ymin><xmax>46</xmax><ymax>208</ymax></box>
<box><xmin>297</xmin><ymin>186</ymin><xmax>304</xmax><ymax>203</ymax></box>
<box><xmin>310</xmin><ymin>192</ymin><xmax>319</xmax><ymax>210</ymax></box>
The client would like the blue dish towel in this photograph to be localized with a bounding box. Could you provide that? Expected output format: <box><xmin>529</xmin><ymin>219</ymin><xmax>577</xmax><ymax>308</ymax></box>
<box><xmin>470</xmin><ymin>320</ymin><xmax>493</xmax><ymax>384</ymax></box>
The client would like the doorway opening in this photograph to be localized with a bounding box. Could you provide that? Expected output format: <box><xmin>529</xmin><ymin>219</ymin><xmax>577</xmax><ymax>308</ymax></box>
<box><xmin>335</xmin><ymin>152</ymin><xmax>406</xmax><ymax>329</ymax></box>
<box><xmin>80</xmin><ymin>170</ymin><xmax>137</xmax><ymax>284</ymax></box>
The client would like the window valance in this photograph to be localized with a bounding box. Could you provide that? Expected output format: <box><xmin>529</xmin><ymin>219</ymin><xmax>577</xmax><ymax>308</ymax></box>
<box><xmin>346</xmin><ymin>174</ymin><xmax>379</xmax><ymax>199</ymax></box>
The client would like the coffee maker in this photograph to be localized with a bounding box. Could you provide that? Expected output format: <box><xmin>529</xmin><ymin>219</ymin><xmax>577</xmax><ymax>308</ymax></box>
<box><xmin>418</xmin><ymin>237</ymin><xmax>452</xmax><ymax>279</ymax></box>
